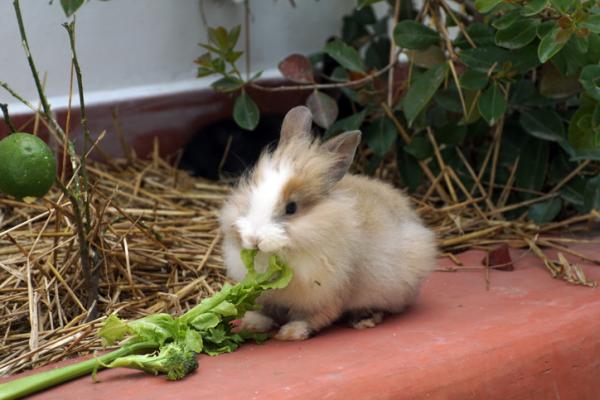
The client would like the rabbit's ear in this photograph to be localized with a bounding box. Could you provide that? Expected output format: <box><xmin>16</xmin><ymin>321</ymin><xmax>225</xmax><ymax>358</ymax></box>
<box><xmin>322</xmin><ymin>131</ymin><xmax>361</xmax><ymax>183</ymax></box>
<box><xmin>280</xmin><ymin>106</ymin><xmax>313</xmax><ymax>144</ymax></box>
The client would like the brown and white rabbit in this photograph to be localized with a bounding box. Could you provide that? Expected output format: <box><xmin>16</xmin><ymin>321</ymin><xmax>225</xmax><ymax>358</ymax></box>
<box><xmin>219</xmin><ymin>106</ymin><xmax>437</xmax><ymax>341</ymax></box>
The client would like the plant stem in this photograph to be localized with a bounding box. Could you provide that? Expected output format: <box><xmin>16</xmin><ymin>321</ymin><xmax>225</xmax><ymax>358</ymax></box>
<box><xmin>0</xmin><ymin>342</ymin><xmax>156</xmax><ymax>400</ymax></box>
<box><xmin>12</xmin><ymin>0</ymin><xmax>64</xmax><ymax>137</ymax></box>
<box><xmin>0</xmin><ymin>103</ymin><xmax>17</xmax><ymax>133</ymax></box>
<box><xmin>250</xmin><ymin>53</ymin><xmax>400</xmax><ymax>92</ymax></box>
<box><xmin>387</xmin><ymin>0</ymin><xmax>401</xmax><ymax>107</ymax></box>
<box><xmin>63</xmin><ymin>21</ymin><xmax>91</xmax><ymax>165</ymax></box>
<box><xmin>244</xmin><ymin>0</ymin><xmax>251</xmax><ymax>81</ymax></box>
<box><xmin>55</xmin><ymin>178</ymin><xmax>96</xmax><ymax>316</ymax></box>
<box><xmin>63</xmin><ymin>21</ymin><xmax>96</xmax><ymax>307</ymax></box>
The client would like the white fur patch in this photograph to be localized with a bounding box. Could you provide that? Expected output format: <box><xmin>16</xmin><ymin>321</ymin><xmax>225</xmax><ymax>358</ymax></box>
<box><xmin>236</xmin><ymin>162</ymin><xmax>292</xmax><ymax>252</ymax></box>
<box><xmin>275</xmin><ymin>320</ymin><xmax>311</xmax><ymax>341</ymax></box>
<box><xmin>236</xmin><ymin>311</ymin><xmax>274</xmax><ymax>333</ymax></box>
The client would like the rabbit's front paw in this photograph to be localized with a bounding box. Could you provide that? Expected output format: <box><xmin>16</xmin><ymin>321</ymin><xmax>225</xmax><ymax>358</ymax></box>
<box><xmin>275</xmin><ymin>320</ymin><xmax>311</xmax><ymax>341</ymax></box>
<box><xmin>233</xmin><ymin>311</ymin><xmax>274</xmax><ymax>333</ymax></box>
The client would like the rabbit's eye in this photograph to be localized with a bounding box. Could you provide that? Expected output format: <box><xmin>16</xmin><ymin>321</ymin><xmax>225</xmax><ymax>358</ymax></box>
<box><xmin>285</xmin><ymin>201</ymin><xmax>297</xmax><ymax>215</ymax></box>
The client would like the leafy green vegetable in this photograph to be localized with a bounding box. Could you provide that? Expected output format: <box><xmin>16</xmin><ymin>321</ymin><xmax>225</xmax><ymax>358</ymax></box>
<box><xmin>0</xmin><ymin>250</ymin><xmax>292</xmax><ymax>400</ymax></box>
<box><xmin>103</xmin><ymin>343</ymin><xmax>199</xmax><ymax>381</ymax></box>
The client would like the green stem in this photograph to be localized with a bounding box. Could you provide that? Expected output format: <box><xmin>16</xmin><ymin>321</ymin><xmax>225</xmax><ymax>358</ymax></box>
<box><xmin>0</xmin><ymin>342</ymin><xmax>156</xmax><ymax>400</ymax></box>
<box><xmin>12</xmin><ymin>0</ymin><xmax>65</xmax><ymax>138</ymax></box>
<box><xmin>62</xmin><ymin>20</ymin><xmax>96</xmax><ymax>314</ymax></box>
<box><xmin>55</xmin><ymin>178</ymin><xmax>95</xmax><ymax>313</ymax></box>
<box><xmin>0</xmin><ymin>103</ymin><xmax>17</xmax><ymax>133</ymax></box>
<box><xmin>179</xmin><ymin>287</ymin><xmax>231</xmax><ymax>324</ymax></box>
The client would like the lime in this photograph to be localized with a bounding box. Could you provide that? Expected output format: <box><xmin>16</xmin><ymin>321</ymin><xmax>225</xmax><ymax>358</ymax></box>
<box><xmin>0</xmin><ymin>132</ymin><xmax>57</xmax><ymax>199</ymax></box>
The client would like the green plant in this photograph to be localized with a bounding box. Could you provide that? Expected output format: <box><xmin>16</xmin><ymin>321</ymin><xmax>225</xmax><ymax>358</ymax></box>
<box><xmin>0</xmin><ymin>249</ymin><xmax>292</xmax><ymax>400</ymax></box>
<box><xmin>197</xmin><ymin>0</ymin><xmax>600</xmax><ymax>223</ymax></box>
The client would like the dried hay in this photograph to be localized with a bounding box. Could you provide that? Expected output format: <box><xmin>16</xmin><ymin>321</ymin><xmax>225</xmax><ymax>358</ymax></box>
<box><xmin>0</xmin><ymin>138</ymin><xmax>598</xmax><ymax>376</ymax></box>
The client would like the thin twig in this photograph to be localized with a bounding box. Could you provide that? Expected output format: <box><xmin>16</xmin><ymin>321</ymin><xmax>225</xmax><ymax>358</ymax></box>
<box><xmin>0</xmin><ymin>103</ymin><xmax>17</xmax><ymax>133</ymax></box>
<box><xmin>250</xmin><ymin>52</ymin><xmax>400</xmax><ymax>92</ymax></box>
<box><xmin>387</xmin><ymin>0</ymin><xmax>401</xmax><ymax>107</ymax></box>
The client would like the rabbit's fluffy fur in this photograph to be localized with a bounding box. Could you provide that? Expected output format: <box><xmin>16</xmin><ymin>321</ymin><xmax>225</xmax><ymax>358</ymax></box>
<box><xmin>219</xmin><ymin>106</ymin><xmax>437</xmax><ymax>340</ymax></box>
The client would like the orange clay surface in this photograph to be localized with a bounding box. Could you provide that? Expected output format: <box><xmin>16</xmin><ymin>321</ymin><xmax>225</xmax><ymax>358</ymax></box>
<box><xmin>4</xmin><ymin>243</ymin><xmax>600</xmax><ymax>400</ymax></box>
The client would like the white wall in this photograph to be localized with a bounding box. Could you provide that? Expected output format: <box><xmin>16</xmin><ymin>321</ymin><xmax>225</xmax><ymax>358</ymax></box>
<box><xmin>0</xmin><ymin>0</ymin><xmax>355</xmax><ymax>113</ymax></box>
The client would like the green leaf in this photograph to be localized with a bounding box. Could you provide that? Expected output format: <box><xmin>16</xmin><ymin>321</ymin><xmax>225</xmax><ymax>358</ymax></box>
<box><xmin>538</xmin><ymin>25</ymin><xmax>572</xmax><ymax>63</ymax></box>
<box><xmin>324</xmin><ymin>39</ymin><xmax>366</xmax><ymax>73</ymax></box>
<box><xmin>521</xmin><ymin>0</ymin><xmax>548</xmax><ymax>16</ymax></box>
<box><xmin>475</xmin><ymin>0</ymin><xmax>503</xmax><ymax>13</ymax></box>
<box><xmin>495</xmin><ymin>18</ymin><xmax>540</xmax><ymax>49</ymax></box>
<box><xmin>197</xmin><ymin>67</ymin><xmax>214</xmax><ymax>78</ymax></box>
<box><xmin>397</xmin><ymin>150</ymin><xmax>423</xmax><ymax>192</ymax></box>
<box><xmin>189</xmin><ymin>313</ymin><xmax>220</xmax><ymax>331</ymax></box>
<box><xmin>366</xmin><ymin>155</ymin><xmax>383</xmax><ymax>175</ymax></box>
<box><xmin>492</xmin><ymin>9</ymin><xmax>522</xmax><ymax>30</ymax></box>
<box><xmin>552</xmin><ymin>37</ymin><xmax>587</xmax><ymax>76</ymax></box>
<box><xmin>393</xmin><ymin>20</ymin><xmax>440</xmax><ymax>50</ymax></box>
<box><xmin>568</xmin><ymin>95</ymin><xmax>600</xmax><ymax>150</ymax></box>
<box><xmin>455</xmin><ymin>23</ymin><xmax>496</xmax><ymax>48</ymax></box>
<box><xmin>264</xmin><ymin>255</ymin><xmax>294</xmax><ymax>290</ymax></box>
<box><xmin>460</xmin><ymin>70</ymin><xmax>489</xmax><ymax>91</ymax></box>
<box><xmin>330</xmin><ymin>67</ymin><xmax>350</xmax><ymax>83</ymax></box>
<box><xmin>324</xmin><ymin>109</ymin><xmax>367</xmax><ymax>139</ymax></box>
<box><xmin>477</xmin><ymin>83</ymin><xmax>507</xmax><ymax>126</ymax></box>
<box><xmin>306</xmin><ymin>91</ymin><xmax>339</xmax><ymax>129</ymax></box>
<box><xmin>519</xmin><ymin>109</ymin><xmax>565</xmax><ymax>142</ymax></box>
<box><xmin>184</xmin><ymin>330</ymin><xmax>204</xmax><ymax>353</ymax></box>
<box><xmin>561</xmin><ymin>176</ymin><xmax>586</xmax><ymax>207</ymax></box>
<box><xmin>208</xmin><ymin>26</ymin><xmax>230</xmax><ymax>51</ymax></box>
<box><xmin>211</xmin><ymin>76</ymin><xmax>244</xmax><ymax>93</ymax></box>
<box><xmin>233</xmin><ymin>92</ymin><xmax>260</xmax><ymax>131</ymax></box>
<box><xmin>402</xmin><ymin>63</ymin><xmax>449</xmax><ymax>126</ymax></box>
<box><xmin>128</xmin><ymin>314</ymin><xmax>177</xmax><ymax>345</ymax></box>
<box><xmin>539</xmin><ymin>64</ymin><xmax>580</xmax><ymax>99</ymax></box>
<box><xmin>357</xmin><ymin>0</ymin><xmax>384</xmax><ymax>8</ymax></box>
<box><xmin>459</xmin><ymin>47</ymin><xmax>509</xmax><ymax>72</ymax></box>
<box><xmin>435</xmin><ymin>125</ymin><xmax>467</xmax><ymax>145</ymax></box>
<box><xmin>549</xmin><ymin>0</ymin><xmax>569</xmax><ymax>13</ymax></box>
<box><xmin>403</xmin><ymin>135</ymin><xmax>433</xmax><ymax>160</ymax></box>
<box><xmin>99</xmin><ymin>314</ymin><xmax>130</xmax><ymax>345</ymax></box>
<box><xmin>60</xmin><ymin>0</ymin><xmax>85</xmax><ymax>17</ymax></box>
<box><xmin>581</xmin><ymin>15</ymin><xmax>600</xmax><ymax>34</ymax></box>
<box><xmin>510</xmin><ymin>44</ymin><xmax>541</xmax><ymax>73</ymax></box>
<box><xmin>515</xmin><ymin>137</ymin><xmax>549</xmax><ymax>198</ymax></box>
<box><xmin>365</xmin><ymin>39</ymin><xmax>391</xmax><ymax>70</ymax></box>
<box><xmin>528</xmin><ymin>197</ymin><xmax>562</xmax><ymax>223</ymax></box>
<box><xmin>435</xmin><ymin>88</ymin><xmax>463</xmax><ymax>113</ymax></box>
<box><xmin>228</xmin><ymin>25</ymin><xmax>242</xmax><ymax>48</ymax></box>
<box><xmin>579</xmin><ymin>65</ymin><xmax>600</xmax><ymax>102</ymax></box>
<box><xmin>536</xmin><ymin>20</ymin><xmax>555</xmax><ymax>38</ymax></box>
<box><xmin>407</xmin><ymin>46</ymin><xmax>446</xmax><ymax>68</ymax></box>
<box><xmin>353</xmin><ymin>5</ymin><xmax>377</xmax><ymax>25</ymax></box>
<box><xmin>342</xmin><ymin>15</ymin><xmax>368</xmax><ymax>44</ymax></box>
<box><xmin>365</xmin><ymin>117</ymin><xmax>397</xmax><ymax>157</ymax></box>
<box><xmin>212</xmin><ymin>301</ymin><xmax>237</xmax><ymax>317</ymax></box>
<box><xmin>584</xmin><ymin>175</ymin><xmax>600</xmax><ymax>211</ymax></box>
<box><xmin>592</xmin><ymin>104</ymin><xmax>600</xmax><ymax>131</ymax></box>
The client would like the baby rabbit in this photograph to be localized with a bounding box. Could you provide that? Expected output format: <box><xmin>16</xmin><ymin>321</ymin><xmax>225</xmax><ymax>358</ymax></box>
<box><xmin>219</xmin><ymin>106</ymin><xmax>437</xmax><ymax>341</ymax></box>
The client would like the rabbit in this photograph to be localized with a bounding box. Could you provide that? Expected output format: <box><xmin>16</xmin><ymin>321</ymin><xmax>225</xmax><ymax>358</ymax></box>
<box><xmin>219</xmin><ymin>106</ymin><xmax>437</xmax><ymax>341</ymax></box>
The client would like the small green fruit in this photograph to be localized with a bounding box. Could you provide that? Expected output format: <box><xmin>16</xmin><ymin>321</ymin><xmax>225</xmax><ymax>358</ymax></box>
<box><xmin>0</xmin><ymin>132</ymin><xmax>57</xmax><ymax>199</ymax></box>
